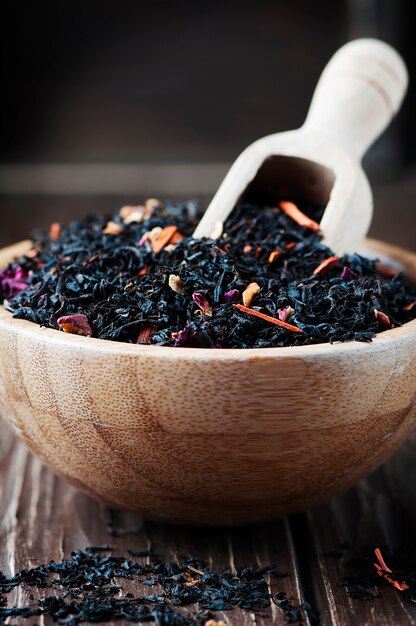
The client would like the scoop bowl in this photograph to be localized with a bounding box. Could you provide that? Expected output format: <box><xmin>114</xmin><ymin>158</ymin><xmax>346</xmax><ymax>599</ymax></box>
<box><xmin>0</xmin><ymin>239</ymin><xmax>415</xmax><ymax>526</ymax></box>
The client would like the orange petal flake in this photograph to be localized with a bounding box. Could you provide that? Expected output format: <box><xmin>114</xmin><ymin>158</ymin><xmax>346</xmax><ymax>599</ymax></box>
<box><xmin>242</xmin><ymin>282</ymin><xmax>261</xmax><ymax>307</ymax></box>
<box><xmin>404</xmin><ymin>301</ymin><xmax>416</xmax><ymax>312</ymax></box>
<box><xmin>313</xmin><ymin>256</ymin><xmax>340</xmax><ymax>275</ymax></box>
<box><xmin>285</xmin><ymin>241</ymin><xmax>297</xmax><ymax>251</ymax></box>
<box><xmin>374</xmin><ymin>548</ymin><xmax>409</xmax><ymax>591</ymax></box>
<box><xmin>151</xmin><ymin>226</ymin><xmax>178</xmax><ymax>253</ymax></box>
<box><xmin>234</xmin><ymin>304</ymin><xmax>302</xmax><ymax>333</ymax></box>
<box><xmin>268</xmin><ymin>250</ymin><xmax>282</xmax><ymax>264</ymax></box>
<box><xmin>169</xmin><ymin>231</ymin><xmax>185</xmax><ymax>244</ymax></box>
<box><xmin>137</xmin><ymin>324</ymin><xmax>157</xmax><ymax>344</ymax></box>
<box><xmin>374</xmin><ymin>309</ymin><xmax>393</xmax><ymax>328</ymax></box>
<box><xmin>49</xmin><ymin>222</ymin><xmax>61</xmax><ymax>240</ymax></box>
<box><xmin>279</xmin><ymin>201</ymin><xmax>320</xmax><ymax>232</ymax></box>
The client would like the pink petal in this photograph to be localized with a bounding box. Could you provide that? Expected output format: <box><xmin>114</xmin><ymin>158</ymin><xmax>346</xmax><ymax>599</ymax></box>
<box><xmin>223</xmin><ymin>289</ymin><xmax>239</xmax><ymax>303</ymax></box>
<box><xmin>277</xmin><ymin>305</ymin><xmax>295</xmax><ymax>322</ymax></box>
<box><xmin>171</xmin><ymin>324</ymin><xmax>195</xmax><ymax>347</ymax></box>
<box><xmin>340</xmin><ymin>266</ymin><xmax>357</xmax><ymax>282</ymax></box>
<box><xmin>57</xmin><ymin>314</ymin><xmax>93</xmax><ymax>337</ymax></box>
<box><xmin>192</xmin><ymin>292</ymin><xmax>213</xmax><ymax>316</ymax></box>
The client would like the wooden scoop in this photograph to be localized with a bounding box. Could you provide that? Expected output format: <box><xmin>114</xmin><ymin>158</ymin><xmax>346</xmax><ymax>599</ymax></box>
<box><xmin>193</xmin><ymin>39</ymin><xmax>408</xmax><ymax>254</ymax></box>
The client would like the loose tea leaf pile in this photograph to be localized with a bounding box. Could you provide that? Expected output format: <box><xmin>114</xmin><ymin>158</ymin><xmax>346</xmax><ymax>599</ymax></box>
<box><xmin>0</xmin><ymin>547</ymin><xmax>303</xmax><ymax>625</ymax></box>
<box><xmin>1</xmin><ymin>199</ymin><xmax>415</xmax><ymax>348</ymax></box>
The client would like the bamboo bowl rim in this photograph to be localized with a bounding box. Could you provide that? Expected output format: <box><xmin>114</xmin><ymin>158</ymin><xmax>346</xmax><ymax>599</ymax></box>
<box><xmin>1</xmin><ymin>237</ymin><xmax>415</xmax><ymax>362</ymax></box>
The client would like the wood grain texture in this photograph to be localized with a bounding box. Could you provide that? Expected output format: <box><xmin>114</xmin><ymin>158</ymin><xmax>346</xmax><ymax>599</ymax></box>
<box><xmin>194</xmin><ymin>39</ymin><xmax>408</xmax><ymax>254</ymax></box>
<box><xmin>2</xmin><ymin>420</ymin><xmax>416</xmax><ymax>624</ymax></box>
<box><xmin>0</xmin><ymin>423</ymin><xmax>308</xmax><ymax>626</ymax></box>
<box><xmin>0</xmin><ymin>239</ymin><xmax>415</xmax><ymax>525</ymax></box>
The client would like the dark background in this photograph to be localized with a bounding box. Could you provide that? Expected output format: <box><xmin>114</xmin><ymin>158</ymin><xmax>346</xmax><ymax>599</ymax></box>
<box><xmin>0</xmin><ymin>0</ymin><xmax>414</xmax><ymax>249</ymax></box>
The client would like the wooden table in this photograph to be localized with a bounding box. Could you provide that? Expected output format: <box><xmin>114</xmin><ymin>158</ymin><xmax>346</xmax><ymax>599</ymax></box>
<box><xmin>1</xmin><ymin>419</ymin><xmax>416</xmax><ymax>625</ymax></box>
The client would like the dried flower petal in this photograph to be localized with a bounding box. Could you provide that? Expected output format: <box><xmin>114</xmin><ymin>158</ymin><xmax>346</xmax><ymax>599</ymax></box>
<box><xmin>169</xmin><ymin>231</ymin><xmax>185</xmax><ymax>244</ymax></box>
<box><xmin>374</xmin><ymin>309</ymin><xmax>393</xmax><ymax>328</ymax></box>
<box><xmin>151</xmin><ymin>226</ymin><xmax>178</xmax><ymax>253</ymax></box>
<box><xmin>184</xmin><ymin>578</ymin><xmax>200</xmax><ymax>587</ymax></box>
<box><xmin>145</xmin><ymin>197</ymin><xmax>164</xmax><ymax>211</ymax></box>
<box><xmin>285</xmin><ymin>242</ymin><xmax>297</xmax><ymax>251</ymax></box>
<box><xmin>0</xmin><ymin>267</ymin><xmax>29</xmax><ymax>299</ymax></box>
<box><xmin>120</xmin><ymin>205</ymin><xmax>147</xmax><ymax>224</ymax></box>
<box><xmin>374</xmin><ymin>548</ymin><xmax>410</xmax><ymax>591</ymax></box>
<box><xmin>125</xmin><ymin>209</ymin><xmax>146</xmax><ymax>224</ymax></box>
<box><xmin>148</xmin><ymin>227</ymin><xmax>163</xmax><ymax>241</ymax></box>
<box><xmin>279</xmin><ymin>201</ymin><xmax>320</xmax><ymax>232</ymax></box>
<box><xmin>374</xmin><ymin>563</ymin><xmax>409</xmax><ymax>591</ymax></box>
<box><xmin>137</xmin><ymin>324</ymin><xmax>157</xmax><ymax>344</ymax></box>
<box><xmin>137</xmin><ymin>226</ymin><xmax>163</xmax><ymax>247</ymax></box>
<box><xmin>188</xmin><ymin>565</ymin><xmax>205</xmax><ymax>576</ymax></box>
<box><xmin>243</xmin><ymin>245</ymin><xmax>252</xmax><ymax>253</ymax></box>
<box><xmin>119</xmin><ymin>205</ymin><xmax>134</xmax><ymax>219</ymax></box>
<box><xmin>205</xmin><ymin>620</ymin><xmax>227</xmax><ymax>626</ymax></box>
<box><xmin>234</xmin><ymin>304</ymin><xmax>302</xmax><ymax>333</ymax></box>
<box><xmin>192</xmin><ymin>292</ymin><xmax>212</xmax><ymax>315</ymax></box>
<box><xmin>169</xmin><ymin>274</ymin><xmax>184</xmax><ymax>294</ymax></box>
<box><xmin>49</xmin><ymin>222</ymin><xmax>61</xmax><ymax>240</ymax></box>
<box><xmin>120</xmin><ymin>205</ymin><xmax>141</xmax><ymax>219</ymax></box>
<box><xmin>57</xmin><ymin>314</ymin><xmax>93</xmax><ymax>337</ymax></box>
<box><xmin>103</xmin><ymin>220</ymin><xmax>123</xmax><ymax>235</ymax></box>
<box><xmin>268</xmin><ymin>250</ymin><xmax>282</xmax><ymax>264</ymax></box>
<box><xmin>242</xmin><ymin>282</ymin><xmax>260</xmax><ymax>307</ymax></box>
<box><xmin>313</xmin><ymin>256</ymin><xmax>340</xmax><ymax>276</ymax></box>
<box><xmin>404</xmin><ymin>300</ymin><xmax>416</xmax><ymax>312</ymax></box>
<box><xmin>171</xmin><ymin>324</ymin><xmax>195</xmax><ymax>347</ymax></box>
<box><xmin>223</xmin><ymin>289</ymin><xmax>239</xmax><ymax>303</ymax></box>
<box><xmin>340</xmin><ymin>266</ymin><xmax>357</xmax><ymax>281</ymax></box>
<box><xmin>137</xmin><ymin>232</ymin><xmax>151</xmax><ymax>247</ymax></box>
<box><xmin>278</xmin><ymin>305</ymin><xmax>295</xmax><ymax>322</ymax></box>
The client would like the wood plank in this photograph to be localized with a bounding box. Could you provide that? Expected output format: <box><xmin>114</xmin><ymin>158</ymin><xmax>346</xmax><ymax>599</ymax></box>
<box><xmin>303</xmin><ymin>434</ymin><xmax>416</xmax><ymax>625</ymax></box>
<box><xmin>0</xmin><ymin>419</ymin><xmax>308</xmax><ymax>626</ymax></box>
<box><xmin>3</xmin><ymin>416</ymin><xmax>416</xmax><ymax>625</ymax></box>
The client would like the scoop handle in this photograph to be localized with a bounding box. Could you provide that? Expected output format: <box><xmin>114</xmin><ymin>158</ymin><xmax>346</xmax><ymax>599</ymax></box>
<box><xmin>303</xmin><ymin>38</ymin><xmax>408</xmax><ymax>161</ymax></box>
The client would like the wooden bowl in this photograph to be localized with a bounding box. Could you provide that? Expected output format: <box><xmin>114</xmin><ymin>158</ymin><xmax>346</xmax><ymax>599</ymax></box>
<box><xmin>0</xmin><ymin>239</ymin><xmax>415</xmax><ymax>526</ymax></box>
